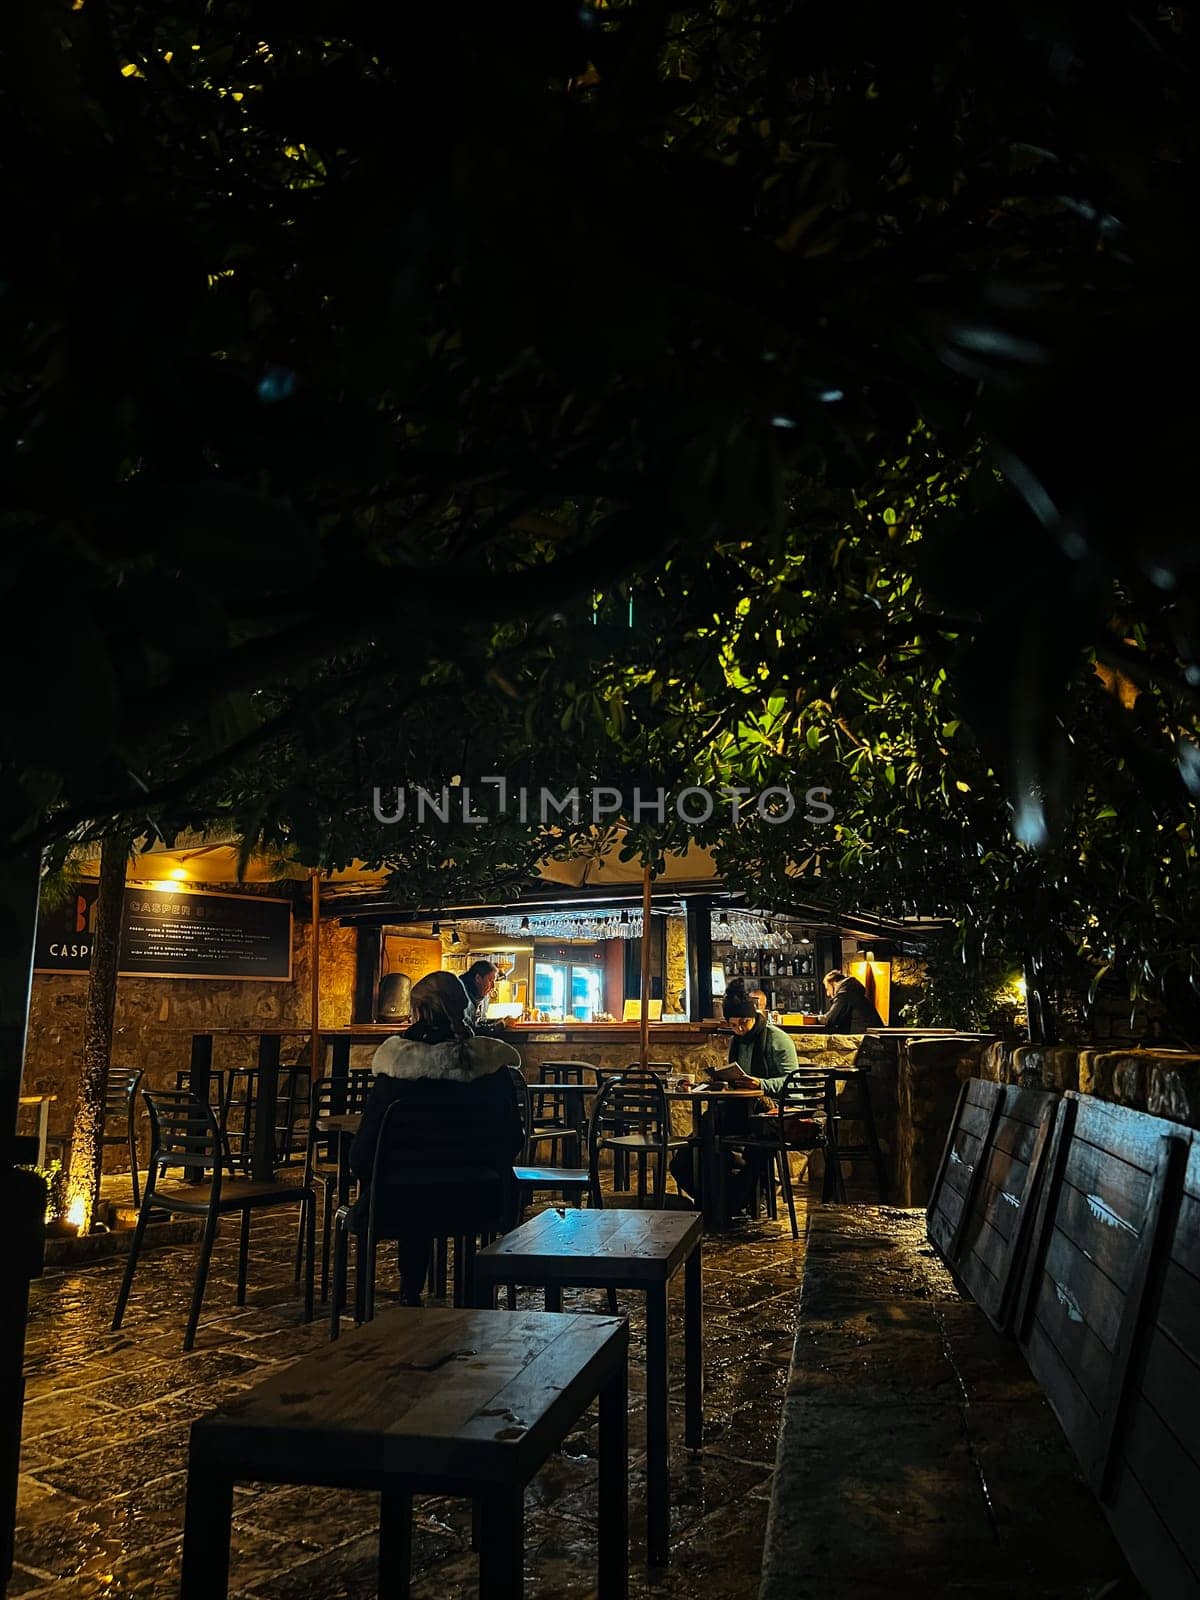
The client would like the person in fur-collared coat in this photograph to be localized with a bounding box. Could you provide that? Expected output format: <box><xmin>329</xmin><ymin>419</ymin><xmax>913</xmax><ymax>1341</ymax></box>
<box><xmin>350</xmin><ymin>971</ymin><xmax>525</xmax><ymax>1304</ymax></box>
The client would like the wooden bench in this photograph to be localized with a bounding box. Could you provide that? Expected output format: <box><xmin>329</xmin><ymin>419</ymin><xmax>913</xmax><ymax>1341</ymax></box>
<box><xmin>180</xmin><ymin>1306</ymin><xmax>629</xmax><ymax>1600</ymax></box>
<box><xmin>928</xmin><ymin>1083</ymin><xmax>1200</xmax><ymax>1597</ymax></box>
<box><xmin>474</xmin><ymin>1207</ymin><xmax>703</xmax><ymax>1567</ymax></box>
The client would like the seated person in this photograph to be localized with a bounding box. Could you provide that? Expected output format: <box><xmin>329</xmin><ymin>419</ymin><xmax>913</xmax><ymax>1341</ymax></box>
<box><xmin>670</xmin><ymin>982</ymin><xmax>800</xmax><ymax>1214</ymax></box>
<box><xmin>708</xmin><ymin>980</ymin><xmax>799</xmax><ymax>1093</ymax></box>
<box><xmin>350</xmin><ymin>970</ymin><xmax>524</xmax><ymax>1304</ymax></box>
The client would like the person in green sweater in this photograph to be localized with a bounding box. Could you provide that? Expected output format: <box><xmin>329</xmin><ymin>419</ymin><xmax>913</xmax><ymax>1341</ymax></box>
<box><xmin>670</xmin><ymin>982</ymin><xmax>799</xmax><ymax>1215</ymax></box>
<box><xmin>712</xmin><ymin>981</ymin><xmax>799</xmax><ymax>1095</ymax></box>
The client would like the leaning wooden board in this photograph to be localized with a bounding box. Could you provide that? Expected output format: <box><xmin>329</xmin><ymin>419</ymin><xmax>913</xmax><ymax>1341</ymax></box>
<box><xmin>926</xmin><ymin>1079</ymin><xmax>1059</xmax><ymax>1333</ymax></box>
<box><xmin>926</xmin><ymin>1076</ymin><xmax>1001</xmax><ymax>1261</ymax></box>
<box><xmin>1093</xmin><ymin>1119</ymin><xmax>1200</xmax><ymax>1597</ymax></box>
<box><xmin>1015</xmin><ymin>1092</ymin><xmax>1195</xmax><ymax>1597</ymax></box>
<box><xmin>952</xmin><ymin>1085</ymin><xmax>1059</xmax><ymax>1330</ymax></box>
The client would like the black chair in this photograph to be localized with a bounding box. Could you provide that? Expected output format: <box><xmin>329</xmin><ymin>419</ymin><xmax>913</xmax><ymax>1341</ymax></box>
<box><xmin>330</xmin><ymin>1093</ymin><xmax>518</xmax><ymax>1335</ymax></box>
<box><xmin>100</xmin><ymin>1067</ymin><xmax>144</xmax><ymax>1207</ymax></box>
<box><xmin>173</xmin><ymin>1068</ymin><xmax>236</xmax><ymax>1174</ymax></box>
<box><xmin>588</xmin><ymin>1069</ymin><xmax>691</xmax><ymax>1209</ymax></box>
<box><xmin>112</xmin><ymin>1090</ymin><xmax>316</xmax><ymax>1351</ymax></box>
<box><xmin>222</xmin><ymin>1064</ymin><xmax>311</xmax><ymax>1175</ymax></box>
<box><xmin>527</xmin><ymin>1060</ymin><xmax>595</xmax><ymax>1166</ymax></box>
<box><xmin>719</xmin><ymin>1067</ymin><xmax>845</xmax><ymax>1238</ymax></box>
<box><xmin>595</xmin><ymin>1063</ymin><xmax>675</xmax><ymax>1188</ymax></box>
<box><xmin>293</xmin><ymin>1071</ymin><xmax>374</xmax><ymax>1301</ymax></box>
<box><xmin>509</xmin><ymin>1068</ymin><xmax>591</xmax><ymax>1212</ymax></box>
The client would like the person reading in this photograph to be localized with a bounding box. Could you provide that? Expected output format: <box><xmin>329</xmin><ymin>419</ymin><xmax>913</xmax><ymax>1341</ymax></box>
<box><xmin>671</xmin><ymin>981</ymin><xmax>799</xmax><ymax>1215</ymax></box>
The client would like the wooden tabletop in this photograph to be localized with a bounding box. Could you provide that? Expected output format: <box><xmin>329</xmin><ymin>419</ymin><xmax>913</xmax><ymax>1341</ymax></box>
<box><xmin>189</xmin><ymin>1306</ymin><xmax>628</xmax><ymax>1486</ymax></box>
<box><xmin>475</xmin><ymin>1208</ymin><xmax>703</xmax><ymax>1286</ymax></box>
<box><xmin>315</xmin><ymin>1113</ymin><xmax>362</xmax><ymax>1137</ymax></box>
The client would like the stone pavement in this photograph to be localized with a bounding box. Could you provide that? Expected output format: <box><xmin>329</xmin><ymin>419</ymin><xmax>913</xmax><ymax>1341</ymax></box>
<box><xmin>759</xmin><ymin>1207</ymin><xmax>1141</xmax><ymax>1600</ymax></box>
<box><xmin>14</xmin><ymin>1179</ymin><xmax>808</xmax><ymax>1599</ymax></box>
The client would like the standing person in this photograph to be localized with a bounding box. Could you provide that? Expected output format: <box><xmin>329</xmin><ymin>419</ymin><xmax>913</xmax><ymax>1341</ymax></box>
<box><xmin>349</xmin><ymin>971</ymin><xmax>523</xmax><ymax>1304</ymax></box>
<box><xmin>461</xmin><ymin>959</ymin><xmax>499</xmax><ymax>1029</ymax></box>
<box><xmin>818</xmin><ymin>970</ymin><xmax>885</xmax><ymax>1032</ymax></box>
<box><xmin>748</xmin><ymin>987</ymin><xmax>769</xmax><ymax>1017</ymax></box>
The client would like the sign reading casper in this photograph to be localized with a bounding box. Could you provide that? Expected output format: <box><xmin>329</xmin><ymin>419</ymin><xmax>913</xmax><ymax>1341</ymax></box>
<box><xmin>35</xmin><ymin>885</ymin><xmax>293</xmax><ymax>980</ymax></box>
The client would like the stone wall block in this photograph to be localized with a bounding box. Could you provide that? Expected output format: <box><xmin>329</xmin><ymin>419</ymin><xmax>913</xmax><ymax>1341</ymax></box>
<box><xmin>1146</xmin><ymin>1058</ymin><xmax>1200</xmax><ymax>1127</ymax></box>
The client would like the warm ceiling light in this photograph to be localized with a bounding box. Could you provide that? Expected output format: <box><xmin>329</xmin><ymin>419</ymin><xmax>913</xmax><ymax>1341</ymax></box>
<box><xmin>450</xmin><ymin>930</ymin><xmax>461</xmax><ymax>945</ymax></box>
<box><xmin>168</xmin><ymin>868</ymin><xmax>188</xmax><ymax>880</ymax></box>
<box><xmin>431</xmin><ymin>921</ymin><xmax>441</xmax><ymax>935</ymax></box>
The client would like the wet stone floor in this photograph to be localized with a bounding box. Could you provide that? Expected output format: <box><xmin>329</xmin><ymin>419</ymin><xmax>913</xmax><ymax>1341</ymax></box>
<box><xmin>15</xmin><ymin>1178</ymin><xmax>813</xmax><ymax>1599</ymax></box>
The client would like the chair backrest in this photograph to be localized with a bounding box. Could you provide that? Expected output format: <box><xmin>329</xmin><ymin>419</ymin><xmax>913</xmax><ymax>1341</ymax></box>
<box><xmin>366</xmin><ymin>1083</ymin><xmax>517</xmax><ymax>1242</ymax></box>
<box><xmin>103</xmin><ymin>1067</ymin><xmax>143</xmax><ymax>1119</ymax></box>
<box><xmin>143</xmin><ymin>1089</ymin><xmax>221</xmax><ymax>1194</ymax></box>
<box><xmin>310</xmin><ymin>1071</ymin><xmax>373</xmax><ymax>1120</ymax></box>
<box><xmin>777</xmin><ymin>1068</ymin><xmax>830</xmax><ymax>1118</ymax></box>
<box><xmin>305</xmin><ymin>1072</ymin><xmax>373</xmax><ymax>1162</ymax></box>
<box><xmin>507</xmin><ymin>1066</ymin><xmax>533</xmax><ymax>1161</ymax></box>
<box><xmin>591</xmin><ymin>1069</ymin><xmax>667</xmax><ymax>1142</ymax></box>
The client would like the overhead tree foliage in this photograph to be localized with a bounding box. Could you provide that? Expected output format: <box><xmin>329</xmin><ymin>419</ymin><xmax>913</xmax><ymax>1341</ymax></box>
<box><xmin>1</xmin><ymin>0</ymin><xmax>1197</xmax><ymax>1033</ymax></box>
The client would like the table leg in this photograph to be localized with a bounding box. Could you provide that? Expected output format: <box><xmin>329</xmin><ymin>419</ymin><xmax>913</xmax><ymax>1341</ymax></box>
<box><xmin>598</xmin><ymin>1358</ymin><xmax>629</xmax><ymax>1599</ymax></box>
<box><xmin>186</xmin><ymin>1034</ymin><xmax>214</xmax><ymax>1185</ymax></box>
<box><xmin>331</xmin><ymin>1036</ymin><xmax>352</xmax><ymax>1087</ymax></box>
<box><xmin>544</xmin><ymin>1284</ymin><xmax>563</xmax><ymax>1313</ymax></box>
<box><xmin>569</xmin><ymin>1086</ymin><xmax>586</xmax><ymax>1167</ymax></box>
<box><xmin>684</xmin><ymin>1247</ymin><xmax>703</xmax><ymax>1450</ymax></box>
<box><xmin>378</xmin><ymin>1484</ymin><xmax>412</xmax><ymax>1597</ymax></box>
<box><xmin>180</xmin><ymin>1462</ymin><xmax>233</xmax><ymax>1599</ymax></box>
<box><xmin>251</xmin><ymin>1034</ymin><xmax>282</xmax><ymax>1182</ymax></box>
<box><xmin>645</xmin><ymin>1281</ymin><xmax>670</xmax><ymax>1565</ymax></box>
<box><xmin>479</xmin><ymin>1486</ymin><xmax>524</xmax><ymax>1599</ymax></box>
<box><xmin>701</xmin><ymin>1106</ymin><xmax>724</xmax><ymax>1231</ymax></box>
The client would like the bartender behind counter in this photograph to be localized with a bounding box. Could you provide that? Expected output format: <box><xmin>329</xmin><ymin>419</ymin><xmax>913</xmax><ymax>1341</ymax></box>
<box><xmin>461</xmin><ymin>960</ymin><xmax>510</xmax><ymax>1036</ymax></box>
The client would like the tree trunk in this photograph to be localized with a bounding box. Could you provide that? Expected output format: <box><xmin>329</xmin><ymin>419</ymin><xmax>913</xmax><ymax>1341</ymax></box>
<box><xmin>65</xmin><ymin>832</ymin><xmax>128</xmax><ymax>1232</ymax></box>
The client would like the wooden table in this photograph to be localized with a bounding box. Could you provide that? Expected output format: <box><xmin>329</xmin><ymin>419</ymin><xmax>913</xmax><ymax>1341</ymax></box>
<box><xmin>474</xmin><ymin>1207</ymin><xmax>703</xmax><ymax>1566</ymax></box>
<box><xmin>181</xmin><ymin>1306</ymin><xmax>630</xmax><ymax>1600</ymax></box>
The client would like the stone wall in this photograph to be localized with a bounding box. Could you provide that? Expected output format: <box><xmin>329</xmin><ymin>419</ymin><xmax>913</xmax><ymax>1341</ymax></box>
<box><xmin>978</xmin><ymin>1040</ymin><xmax>1200</xmax><ymax>1129</ymax></box>
<box><xmin>893</xmin><ymin>1035</ymin><xmax>989</xmax><ymax>1206</ymax></box>
<box><xmin>18</xmin><ymin>914</ymin><xmax>358</xmax><ymax>1168</ymax></box>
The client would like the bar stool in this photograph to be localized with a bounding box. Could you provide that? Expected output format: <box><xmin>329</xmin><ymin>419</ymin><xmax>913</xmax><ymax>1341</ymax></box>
<box><xmin>828</xmin><ymin>1069</ymin><xmax>888</xmax><ymax>1199</ymax></box>
<box><xmin>220</xmin><ymin>1069</ymin><xmax>257</xmax><ymax>1176</ymax></box>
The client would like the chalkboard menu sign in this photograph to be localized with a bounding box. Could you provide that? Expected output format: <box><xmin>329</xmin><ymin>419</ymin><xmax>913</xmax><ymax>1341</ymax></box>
<box><xmin>35</xmin><ymin>885</ymin><xmax>293</xmax><ymax>981</ymax></box>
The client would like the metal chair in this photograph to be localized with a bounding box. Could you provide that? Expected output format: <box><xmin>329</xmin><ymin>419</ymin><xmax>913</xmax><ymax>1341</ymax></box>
<box><xmin>100</xmin><ymin>1067</ymin><xmax>144</xmax><ymax>1207</ymax></box>
<box><xmin>719</xmin><ymin>1067</ymin><xmax>845</xmax><ymax>1237</ymax></box>
<box><xmin>293</xmin><ymin>1071</ymin><xmax>374</xmax><ymax>1301</ymax></box>
<box><xmin>221</xmin><ymin>1064</ymin><xmax>310</xmax><ymax>1175</ymax></box>
<box><xmin>587</xmin><ymin>1069</ymin><xmax>690</xmax><ymax>1209</ymax></box>
<box><xmin>595</xmin><ymin>1062</ymin><xmax>675</xmax><ymax>1189</ymax></box>
<box><xmin>112</xmin><ymin>1090</ymin><xmax>315</xmax><ymax>1351</ymax></box>
<box><xmin>509</xmin><ymin>1068</ymin><xmax>591</xmax><ymax>1212</ymax></box>
<box><xmin>527</xmin><ymin>1060</ymin><xmax>595</xmax><ymax>1166</ymax></box>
